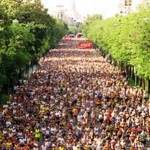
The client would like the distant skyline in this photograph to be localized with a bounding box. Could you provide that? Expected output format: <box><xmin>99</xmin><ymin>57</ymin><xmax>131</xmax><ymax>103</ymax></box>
<box><xmin>42</xmin><ymin>0</ymin><xmax>121</xmax><ymax>18</ymax></box>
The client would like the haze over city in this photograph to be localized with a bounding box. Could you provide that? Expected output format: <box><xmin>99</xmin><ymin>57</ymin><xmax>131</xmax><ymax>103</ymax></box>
<box><xmin>42</xmin><ymin>0</ymin><xmax>121</xmax><ymax>18</ymax></box>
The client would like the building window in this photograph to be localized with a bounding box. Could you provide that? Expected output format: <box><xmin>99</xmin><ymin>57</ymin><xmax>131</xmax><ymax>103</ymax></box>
<box><xmin>125</xmin><ymin>0</ymin><xmax>132</xmax><ymax>6</ymax></box>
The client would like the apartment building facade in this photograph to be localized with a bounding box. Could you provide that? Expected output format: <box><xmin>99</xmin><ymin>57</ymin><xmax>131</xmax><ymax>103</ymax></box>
<box><xmin>119</xmin><ymin>0</ymin><xmax>143</xmax><ymax>16</ymax></box>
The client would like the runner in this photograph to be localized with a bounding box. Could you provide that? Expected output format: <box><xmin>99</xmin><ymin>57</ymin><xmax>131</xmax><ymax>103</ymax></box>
<box><xmin>0</xmin><ymin>38</ymin><xmax>149</xmax><ymax>149</ymax></box>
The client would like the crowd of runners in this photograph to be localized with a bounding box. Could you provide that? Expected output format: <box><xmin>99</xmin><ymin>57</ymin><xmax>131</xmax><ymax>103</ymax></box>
<box><xmin>0</xmin><ymin>39</ymin><xmax>150</xmax><ymax>150</ymax></box>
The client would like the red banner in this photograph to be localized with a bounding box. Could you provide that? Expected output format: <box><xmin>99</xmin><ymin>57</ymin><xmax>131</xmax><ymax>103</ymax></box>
<box><xmin>78</xmin><ymin>42</ymin><xmax>93</xmax><ymax>49</ymax></box>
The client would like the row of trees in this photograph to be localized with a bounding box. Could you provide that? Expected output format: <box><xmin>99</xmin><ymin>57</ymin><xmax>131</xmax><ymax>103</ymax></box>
<box><xmin>0</xmin><ymin>0</ymin><xmax>68</xmax><ymax>102</ymax></box>
<box><xmin>82</xmin><ymin>6</ymin><xmax>150</xmax><ymax>93</ymax></box>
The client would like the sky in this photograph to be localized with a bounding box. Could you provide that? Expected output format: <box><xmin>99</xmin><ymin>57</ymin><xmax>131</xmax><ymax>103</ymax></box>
<box><xmin>42</xmin><ymin>0</ymin><xmax>121</xmax><ymax>18</ymax></box>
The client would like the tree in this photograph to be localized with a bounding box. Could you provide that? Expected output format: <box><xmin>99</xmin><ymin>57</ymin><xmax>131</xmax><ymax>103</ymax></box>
<box><xmin>82</xmin><ymin>7</ymin><xmax>150</xmax><ymax>80</ymax></box>
<box><xmin>0</xmin><ymin>0</ymin><xmax>69</xmax><ymax>101</ymax></box>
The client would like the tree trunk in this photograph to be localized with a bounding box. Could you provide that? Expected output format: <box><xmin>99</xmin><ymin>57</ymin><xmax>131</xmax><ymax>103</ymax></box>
<box><xmin>142</xmin><ymin>78</ymin><xmax>145</xmax><ymax>90</ymax></box>
<box><xmin>139</xmin><ymin>78</ymin><xmax>142</xmax><ymax>87</ymax></box>
<box><xmin>127</xmin><ymin>65</ymin><xmax>131</xmax><ymax>78</ymax></box>
<box><xmin>131</xmin><ymin>66</ymin><xmax>135</xmax><ymax>80</ymax></box>
<box><xmin>135</xmin><ymin>75</ymin><xmax>137</xmax><ymax>86</ymax></box>
<box><xmin>148</xmin><ymin>79</ymin><xmax>150</xmax><ymax>93</ymax></box>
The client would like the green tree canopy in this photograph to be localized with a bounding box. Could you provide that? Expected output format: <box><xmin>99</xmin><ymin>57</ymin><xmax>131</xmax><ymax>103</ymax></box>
<box><xmin>82</xmin><ymin>7</ymin><xmax>150</xmax><ymax>79</ymax></box>
<box><xmin>0</xmin><ymin>0</ymin><xmax>69</xmax><ymax>100</ymax></box>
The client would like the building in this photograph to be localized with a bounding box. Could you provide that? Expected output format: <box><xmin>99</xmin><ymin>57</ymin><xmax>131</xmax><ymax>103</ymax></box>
<box><xmin>43</xmin><ymin>0</ymin><xmax>84</xmax><ymax>24</ymax></box>
<box><xmin>119</xmin><ymin>0</ymin><xmax>143</xmax><ymax>16</ymax></box>
<box><xmin>52</xmin><ymin>4</ymin><xmax>67</xmax><ymax>21</ymax></box>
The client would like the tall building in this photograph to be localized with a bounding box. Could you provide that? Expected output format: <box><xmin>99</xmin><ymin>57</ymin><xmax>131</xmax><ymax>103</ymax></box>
<box><xmin>44</xmin><ymin>0</ymin><xmax>84</xmax><ymax>24</ymax></box>
<box><xmin>119</xmin><ymin>0</ymin><xmax>132</xmax><ymax>16</ymax></box>
<box><xmin>69</xmin><ymin>0</ymin><xmax>77</xmax><ymax>18</ymax></box>
<box><xmin>119</xmin><ymin>0</ymin><xmax>143</xmax><ymax>16</ymax></box>
<box><xmin>53</xmin><ymin>4</ymin><xmax>67</xmax><ymax>20</ymax></box>
<box><xmin>46</xmin><ymin>0</ymin><xmax>67</xmax><ymax>21</ymax></box>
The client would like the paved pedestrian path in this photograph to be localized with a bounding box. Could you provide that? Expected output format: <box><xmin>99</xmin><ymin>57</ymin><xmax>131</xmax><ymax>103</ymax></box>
<box><xmin>0</xmin><ymin>38</ymin><xmax>149</xmax><ymax>150</ymax></box>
